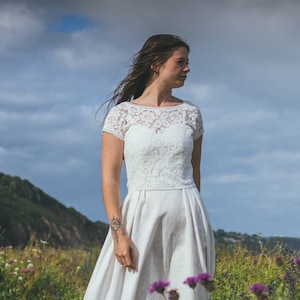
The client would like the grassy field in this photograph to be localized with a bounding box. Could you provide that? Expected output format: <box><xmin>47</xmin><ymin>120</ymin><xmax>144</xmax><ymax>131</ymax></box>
<box><xmin>0</xmin><ymin>236</ymin><xmax>299</xmax><ymax>299</ymax></box>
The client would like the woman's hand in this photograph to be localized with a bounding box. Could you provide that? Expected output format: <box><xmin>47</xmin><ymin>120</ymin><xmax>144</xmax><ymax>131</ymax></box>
<box><xmin>113</xmin><ymin>233</ymin><xmax>137</xmax><ymax>269</ymax></box>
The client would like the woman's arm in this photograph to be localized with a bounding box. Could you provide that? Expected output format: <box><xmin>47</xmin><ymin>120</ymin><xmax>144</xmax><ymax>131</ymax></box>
<box><xmin>191</xmin><ymin>136</ymin><xmax>203</xmax><ymax>192</ymax></box>
<box><xmin>102</xmin><ymin>132</ymin><xmax>136</xmax><ymax>269</ymax></box>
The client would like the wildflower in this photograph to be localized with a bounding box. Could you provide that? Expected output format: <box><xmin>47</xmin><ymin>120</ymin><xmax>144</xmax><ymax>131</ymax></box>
<box><xmin>167</xmin><ymin>289</ymin><xmax>179</xmax><ymax>300</ymax></box>
<box><xmin>22</xmin><ymin>268</ymin><xmax>35</xmax><ymax>274</ymax></box>
<box><xmin>148</xmin><ymin>280</ymin><xmax>170</xmax><ymax>294</ymax></box>
<box><xmin>222</xmin><ymin>271</ymin><xmax>230</xmax><ymax>278</ymax></box>
<box><xmin>198</xmin><ymin>273</ymin><xmax>216</xmax><ymax>292</ymax></box>
<box><xmin>282</xmin><ymin>274</ymin><xmax>288</xmax><ymax>280</ymax></box>
<box><xmin>249</xmin><ymin>283</ymin><xmax>267</xmax><ymax>293</ymax></box>
<box><xmin>183</xmin><ymin>275</ymin><xmax>200</xmax><ymax>289</ymax></box>
<box><xmin>8</xmin><ymin>259</ymin><xmax>14</xmax><ymax>264</ymax></box>
<box><xmin>22</xmin><ymin>268</ymin><xmax>30</xmax><ymax>274</ymax></box>
<box><xmin>294</xmin><ymin>257</ymin><xmax>300</xmax><ymax>271</ymax></box>
<box><xmin>5</xmin><ymin>263</ymin><xmax>10</xmax><ymax>269</ymax></box>
<box><xmin>249</xmin><ymin>283</ymin><xmax>268</xmax><ymax>299</ymax></box>
<box><xmin>27</xmin><ymin>263</ymin><xmax>34</xmax><ymax>269</ymax></box>
<box><xmin>198</xmin><ymin>273</ymin><xmax>212</xmax><ymax>282</ymax></box>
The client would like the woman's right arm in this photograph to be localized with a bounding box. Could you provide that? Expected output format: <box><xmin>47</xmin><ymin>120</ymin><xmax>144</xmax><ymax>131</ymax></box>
<box><xmin>101</xmin><ymin>132</ymin><xmax>136</xmax><ymax>269</ymax></box>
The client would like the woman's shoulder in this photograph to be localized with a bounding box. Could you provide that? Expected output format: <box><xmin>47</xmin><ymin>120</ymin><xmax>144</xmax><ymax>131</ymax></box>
<box><xmin>181</xmin><ymin>98</ymin><xmax>196</xmax><ymax>106</ymax></box>
<box><xmin>106</xmin><ymin>101</ymin><xmax>129</xmax><ymax>115</ymax></box>
<box><xmin>182</xmin><ymin>100</ymin><xmax>201</xmax><ymax>112</ymax></box>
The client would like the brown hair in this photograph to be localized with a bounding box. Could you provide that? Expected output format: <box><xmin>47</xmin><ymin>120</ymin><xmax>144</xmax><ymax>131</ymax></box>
<box><xmin>108</xmin><ymin>34</ymin><xmax>190</xmax><ymax>106</ymax></box>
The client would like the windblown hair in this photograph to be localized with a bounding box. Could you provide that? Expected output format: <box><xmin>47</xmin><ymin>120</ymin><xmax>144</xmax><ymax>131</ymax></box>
<box><xmin>108</xmin><ymin>34</ymin><xmax>190</xmax><ymax>106</ymax></box>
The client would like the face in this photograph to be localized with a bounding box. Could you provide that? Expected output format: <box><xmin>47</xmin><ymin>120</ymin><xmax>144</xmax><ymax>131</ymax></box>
<box><xmin>155</xmin><ymin>47</ymin><xmax>190</xmax><ymax>89</ymax></box>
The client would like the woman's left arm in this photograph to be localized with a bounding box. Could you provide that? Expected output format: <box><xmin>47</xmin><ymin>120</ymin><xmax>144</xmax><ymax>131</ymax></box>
<box><xmin>191</xmin><ymin>136</ymin><xmax>203</xmax><ymax>192</ymax></box>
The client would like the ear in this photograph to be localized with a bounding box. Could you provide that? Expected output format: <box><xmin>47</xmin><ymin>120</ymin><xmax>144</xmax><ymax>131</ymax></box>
<box><xmin>151</xmin><ymin>63</ymin><xmax>160</xmax><ymax>73</ymax></box>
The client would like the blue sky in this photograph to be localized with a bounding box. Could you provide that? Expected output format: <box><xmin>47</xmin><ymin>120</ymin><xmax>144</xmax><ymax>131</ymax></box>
<box><xmin>0</xmin><ymin>0</ymin><xmax>299</xmax><ymax>237</ymax></box>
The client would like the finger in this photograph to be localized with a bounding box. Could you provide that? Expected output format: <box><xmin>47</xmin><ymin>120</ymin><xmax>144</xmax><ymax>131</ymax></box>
<box><xmin>124</xmin><ymin>254</ymin><xmax>133</xmax><ymax>268</ymax></box>
<box><xmin>129</xmin><ymin>246</ymin><xmax>137</xmax><ymax>269</ymax></box>
<box><xmin>115</xmin><ymin>254</ymin><xmax>125</xmax><ymax>266</ymax></box>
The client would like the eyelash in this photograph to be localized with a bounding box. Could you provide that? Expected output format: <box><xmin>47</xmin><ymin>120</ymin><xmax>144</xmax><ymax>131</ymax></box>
<box><xmin>177</xmin><ymin>60</ymin><xmax>189</xmax><ymax>66</ymax></box>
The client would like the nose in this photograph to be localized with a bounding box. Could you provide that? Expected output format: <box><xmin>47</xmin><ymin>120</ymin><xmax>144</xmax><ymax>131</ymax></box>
<box><xmin>183</xmin><ymin>65</ymin><xmax>190</xmax><ymax>73</ymax></box>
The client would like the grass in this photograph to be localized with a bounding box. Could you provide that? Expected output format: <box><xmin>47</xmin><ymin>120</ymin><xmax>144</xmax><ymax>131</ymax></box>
<box><xmin>0</xmin><ymin>236</ymin><xmax>299</xmax><ymax>299</ymax></box>
<box><xmin>0</xmin><ymin>236</ymin><xmax>99</xmax><ymax>300</ymax></box>
<box><xmin>212</xmin><ymin>240</ymin><xmax>300</xmax><ymax>299</ymax></box>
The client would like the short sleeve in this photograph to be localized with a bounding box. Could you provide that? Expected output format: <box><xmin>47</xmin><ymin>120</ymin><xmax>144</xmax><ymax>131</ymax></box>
<box><xmin>102</xmin><ymin>104</ymin><xmax>128</xmax><ymax>141</ymax></box>
<box><xmin>188</xmin><ymin>104</ymin><xmax>204</xmax><ymax>140</ymax></box>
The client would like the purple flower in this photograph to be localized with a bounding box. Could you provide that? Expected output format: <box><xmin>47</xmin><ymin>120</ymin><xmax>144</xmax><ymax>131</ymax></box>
<box><xmin>197</xmin><ymin>273</ymin><xmax>216</xmax><ymax>292</ymax></box>
<box><xmin>294</xmin><ymin>257</ymin><xmax>300</xmax><ymax>265</ymax></box>
<box><xmin>249</xmin><ymin>283</ymin><xmax>268</xmax><ymax>299</ymax></box>
<box><xmin>183</xmin><ymin>275</ymin><xmax>200</xmax><ymax>289</ymax></box>
<box><xmin>148</xmin><ymin>280</ymin><xmax>170</xmax><ymax>294</ymax></box>
<box><xmin>249</xmin><ymin>283</ymin><xmax>267</xmax><ymax>293</ymax></box>
<box><xmin>294</xmin><ymin>257</ymin><xmax>300</xmax><ymax>271</ymax></box>
<box><xmin>282</xmin><ymin>274</ymin><xmax>288</xmax><ymax>280</ymax></box>
<box><xmin>198</xmin><ymin>273</ymin><xmax>213</xmax><ymax>282</ymax></box>
<box><xmin>22</xmin><ymin>268</ymin><xmax>30</xmax><ymax>274</ymax></box>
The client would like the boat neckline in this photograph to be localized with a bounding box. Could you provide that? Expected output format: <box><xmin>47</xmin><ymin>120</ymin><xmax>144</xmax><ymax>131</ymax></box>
<box><xmin>125</xmin><ymin>101</ymin><xmax>186</xmax><ymax>109</ymax></box>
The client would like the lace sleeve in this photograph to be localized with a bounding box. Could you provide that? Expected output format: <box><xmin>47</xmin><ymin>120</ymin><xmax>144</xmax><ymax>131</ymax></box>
<box><xmin>102</xmin><ymin>104</ymin><xmax>128</xmax><ymax>141</ymax></box>
<box><xmin>188</xmin><ymin>104</ymin><xmax>204</xmax><ymax>140</ymax></box>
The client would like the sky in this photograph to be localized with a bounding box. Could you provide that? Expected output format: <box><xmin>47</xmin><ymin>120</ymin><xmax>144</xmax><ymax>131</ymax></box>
<box><xmin>0</xmin><ymin>0</ymin><xmax>299</xmax><ymax>238</ymax></box>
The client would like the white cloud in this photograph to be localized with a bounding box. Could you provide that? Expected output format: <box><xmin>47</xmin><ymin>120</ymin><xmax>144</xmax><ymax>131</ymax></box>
<box><xmin>0</xmin><ymin>2</ymin><xmax>45</xmax><ymax>56</ymax></box>
<box><xmin>0</xmin><ymin>146</ymin><xmax>8</xmax><ymax>156</ymax></box>
<box><xmin>1</xmin><ymin>0</ymin><xmax>300</xmax><ymax>236</ymax></box>
<box><xmin>53</xmin><ymin>29</ymin><xmax>127</xmax><ymax>70</ymax></box>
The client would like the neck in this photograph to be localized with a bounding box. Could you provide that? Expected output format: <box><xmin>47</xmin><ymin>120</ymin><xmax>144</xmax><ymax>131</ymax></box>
<box><xmin>139</xmin><ymin>82</ymin><xmax>173</xmax><ymax>107</ymax></box>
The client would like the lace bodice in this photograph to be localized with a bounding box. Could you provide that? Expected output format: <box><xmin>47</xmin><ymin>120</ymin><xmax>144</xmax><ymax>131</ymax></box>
<box><xmin>102</xmin><ymin>101</ymin><xmax>203</xmax><ymax>190</ymax></box>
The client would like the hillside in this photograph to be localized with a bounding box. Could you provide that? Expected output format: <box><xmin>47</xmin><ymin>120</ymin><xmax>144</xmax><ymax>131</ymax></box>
<box><xmin>214</xmin><ymin>229</ymin><xmax>300</xmax><ymax>252</ymax></box>
<box><xmin>1</xmin><ymin>171</ymin><xmax>299</xmax><ymax>251</ymax></box>
<box><xmin>0</xmin><ymin>172</ymin><xmax>108</xmax><ymax>248</ymax></box>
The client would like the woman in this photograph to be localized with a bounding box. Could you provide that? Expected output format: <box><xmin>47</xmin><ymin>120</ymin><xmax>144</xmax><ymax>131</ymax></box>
<box><xmin>84</xmin><ymin>34</ymin><xmax>215</xmax><ymax>300</ymax></box>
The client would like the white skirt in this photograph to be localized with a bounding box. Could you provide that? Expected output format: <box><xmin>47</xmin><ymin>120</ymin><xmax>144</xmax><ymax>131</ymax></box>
<box><xmin>84</xmin><ymin>186</ymin><xmax>215</xmax><ymax>300</ymax></box>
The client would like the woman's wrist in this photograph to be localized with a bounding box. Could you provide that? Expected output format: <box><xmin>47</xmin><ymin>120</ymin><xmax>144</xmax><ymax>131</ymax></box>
<box><xmin>110</xmin><ymin>215</ymin><xmax>126</xmax><ymax>243</ymax></box>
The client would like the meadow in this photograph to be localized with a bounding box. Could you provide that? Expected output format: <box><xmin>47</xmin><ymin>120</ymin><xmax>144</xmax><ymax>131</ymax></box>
<box><xmin>0</xmin><ymin>236</ymin><xmax>299</xmax><ymax>299</ymax></box>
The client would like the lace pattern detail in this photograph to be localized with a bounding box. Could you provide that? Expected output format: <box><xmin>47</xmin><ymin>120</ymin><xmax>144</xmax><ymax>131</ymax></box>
<box><xmin>103</xmin><ymin>101</ymin><xmax>203</xmax><ymax>141</ymax></box>
<box><xmin>102</xmin><ymin>101</ymin><xmax>204</xmax><ymax>190</ymax></box>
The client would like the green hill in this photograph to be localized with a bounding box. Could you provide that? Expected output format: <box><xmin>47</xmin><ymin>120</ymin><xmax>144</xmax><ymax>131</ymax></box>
<box><xmin>214</xmin><ymin>229</ymin><xmax>300</xmax><ymax>252</ymax></box>
<box><xmin>0</xmin><ymin>172</ymin><xmax>108</xmax><ymax>248</ymax></box>
<box><xmin>1</xmin><ymin>171</ymin><xmax>299</xmax><ymax>251</ymax></box>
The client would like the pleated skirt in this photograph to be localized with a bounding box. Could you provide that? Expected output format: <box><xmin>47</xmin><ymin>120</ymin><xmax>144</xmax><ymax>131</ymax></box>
<box><xmin>84</xmin><ymin>186</ymin><xmax>215</xmax><ymax>300</ymax></box>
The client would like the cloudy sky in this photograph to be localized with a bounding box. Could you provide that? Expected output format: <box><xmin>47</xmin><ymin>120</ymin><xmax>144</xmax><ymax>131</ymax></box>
<box><xmin>1</xmin><ymin>0</ymin><xmax>299</xmax><ymax>238</ymax></box>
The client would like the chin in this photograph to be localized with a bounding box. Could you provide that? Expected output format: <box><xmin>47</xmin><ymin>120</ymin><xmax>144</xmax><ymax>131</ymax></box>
<box><xmin>176</xmin><ymin>82</ymin><xmax>185</xmax><ymax>88</ymax></box>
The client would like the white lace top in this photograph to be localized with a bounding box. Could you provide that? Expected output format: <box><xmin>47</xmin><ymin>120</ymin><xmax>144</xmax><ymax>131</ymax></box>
<box><xmin>103</xmin><ymin>101</ymin><xmax>203</xmax><ymax>191</ymax></box>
